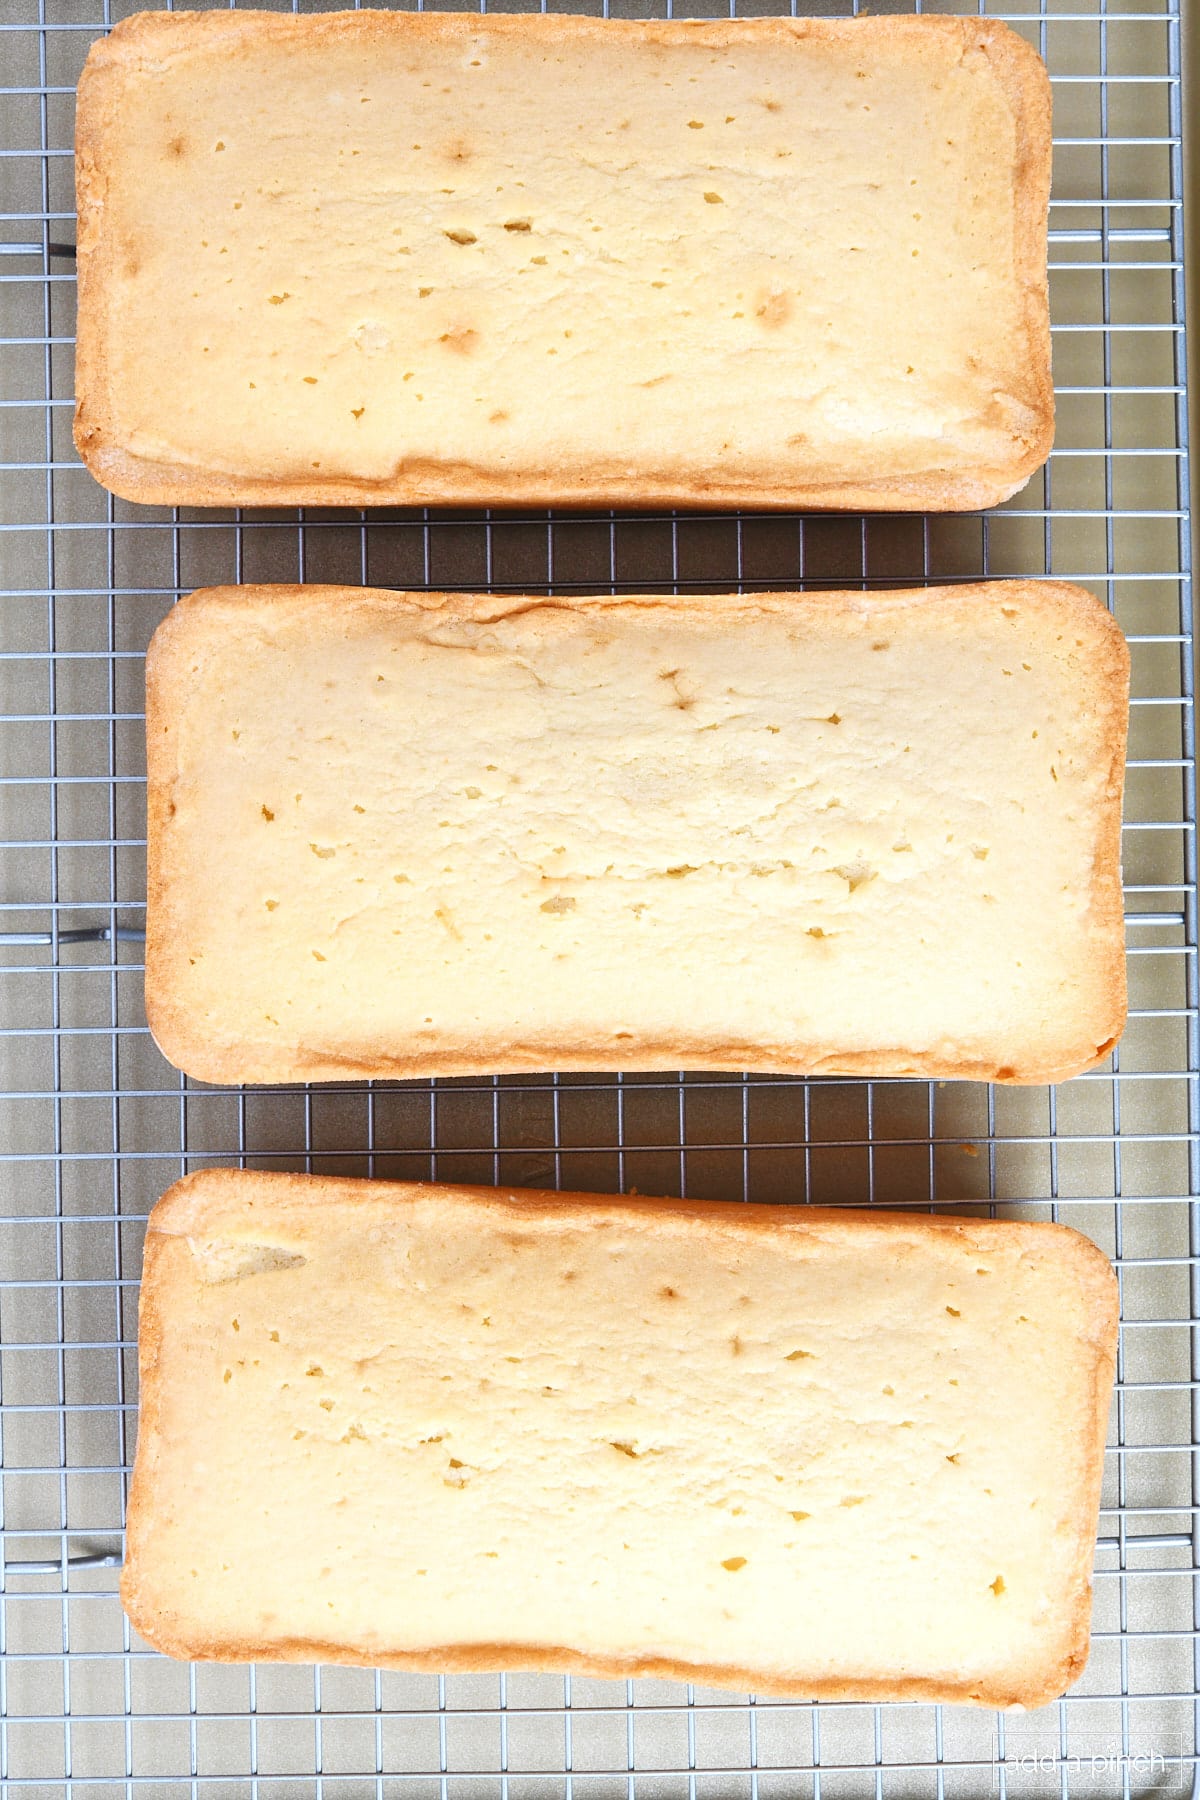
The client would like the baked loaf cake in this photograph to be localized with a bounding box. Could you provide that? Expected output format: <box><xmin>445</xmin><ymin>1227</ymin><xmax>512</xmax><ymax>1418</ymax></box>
<box><xmin>123</xmin><ymin>1169</ymin><xmax>1118</xmax><ymax>1706</ymax></box>
<box><xmin>144</xmin><ymin>582</ymin><xmax>1128</xmax><ymax>1086</ymax></box>
<box><xmin>75</xmin><ymin>10</ymin><xmax>1052</xmax><ymax>509</ymax></box>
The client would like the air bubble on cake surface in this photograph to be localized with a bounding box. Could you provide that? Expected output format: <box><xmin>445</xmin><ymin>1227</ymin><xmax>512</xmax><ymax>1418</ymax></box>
<box><xmin>834</xmin><ymin>860</ymin><xmax>875</xmax><ymax>894</ymax></box>
<box><xmin>352</xmin><ymin>320</ymin><xmax>391</xmax><ymax>352</ymax></box>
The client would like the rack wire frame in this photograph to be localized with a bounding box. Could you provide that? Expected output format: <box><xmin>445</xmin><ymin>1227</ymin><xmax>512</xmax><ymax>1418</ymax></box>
<box><xmin>0</xmin><ymin>0</ymin><xmax>1197</xmax><ymax>1792</ymax></box>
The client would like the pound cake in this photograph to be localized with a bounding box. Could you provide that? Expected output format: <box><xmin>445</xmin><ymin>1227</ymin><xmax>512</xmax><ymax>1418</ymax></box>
<box><xmin>75</xmin><ymin>10</ymin><xmax>1052</xmax><ymax>509</ymax></box>
<box><xmin>123</xmin><ymin>1169</ymin><xmax>1118</xmax><ymax>1706</ymax></box>
<box><xmin>144</xmin><ymin>581</ymin><xmax>1128</xmax><ymax>1086</ymax></box>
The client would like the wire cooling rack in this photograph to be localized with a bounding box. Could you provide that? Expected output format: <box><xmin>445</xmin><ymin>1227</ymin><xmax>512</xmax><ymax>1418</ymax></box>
<box><xmin>0</xmin><ymin>0</ymin><xmax>1196</xmax><ymax>1793</ymax></box>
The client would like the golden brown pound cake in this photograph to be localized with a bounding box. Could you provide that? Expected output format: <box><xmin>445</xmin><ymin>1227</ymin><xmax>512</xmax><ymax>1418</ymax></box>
<box><xmin>123</xmin><ymin>1170</ymin><xmax>1118</xmax><ymax>1706</ymax></box>
<box><xmin>144</xmin><ymin>581</ymin><xmax>1128</xmax><ymax>1087</ymax></box>
<box><xmin>75</xmin><ymin>10</ymin><xmax>1052</xmax><ymax>509</ymax></box>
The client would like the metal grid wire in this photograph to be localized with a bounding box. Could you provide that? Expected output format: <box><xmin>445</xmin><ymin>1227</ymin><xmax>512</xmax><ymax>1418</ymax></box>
<box><xmin>0</xmin><ymin>0</ymin><xmax>1196</xmax><ymax>1791</ymax></box>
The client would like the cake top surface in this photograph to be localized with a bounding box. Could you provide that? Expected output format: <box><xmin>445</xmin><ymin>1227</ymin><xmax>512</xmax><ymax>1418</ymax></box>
<box><xmin>75</xmin><ymin>10</ymin><xmax>1051</xmax><ymax>506</ymax></box>
<box><xmin>124</xmin><ymin>1171</ymin><xmax>1118</xmax><ymax>1705</ymax></box>
<box><xmin>145</xmin><ymin>582</ymin><xmax>1127</xmax><ymax>1085</ymax></box>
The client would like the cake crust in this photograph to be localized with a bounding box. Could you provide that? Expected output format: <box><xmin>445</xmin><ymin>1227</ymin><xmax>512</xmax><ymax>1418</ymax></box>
<box><xmin>75</xmin><ymin>10</ymin><xmax>1052</xmax><ymax>510</ymax></box>
<box><xmin>123</xmin><ymin>1169</ymin><xmax>1119</xmax><ymax>1708</ymax></box>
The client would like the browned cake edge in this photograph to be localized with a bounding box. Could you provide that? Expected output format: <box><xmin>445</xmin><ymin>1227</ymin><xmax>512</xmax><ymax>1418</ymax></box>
<box><xmin>73</xmin><ymin>10</ymin><xmax>1052</xmax><ymax>510</ymax></box>
<box><xmin>142</xmin><ymin>580</ymin><xmax>1128</xmax><ymax>1087</ymax></box>
<box><xmin>121</xmin><ymin>1169</ymin><xmax>1119</xmax><ymax>1707</ymax></box>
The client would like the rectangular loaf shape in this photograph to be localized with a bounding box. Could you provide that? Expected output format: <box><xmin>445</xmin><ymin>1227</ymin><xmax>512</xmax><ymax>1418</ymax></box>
<box><xmin>144</xmin><ymin>582</ymin><xmax>1128</xmax><ymax>1086</ymax></box>
<box><xmin>123</xmin><ymin>1170</ymin><xmax>1118</xmax><ymax>1706</ymax></box>
<box><xmin>75</xmin><ymin>10</ymin><xmax>1051</xmax><ymax>510</ymax></box>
